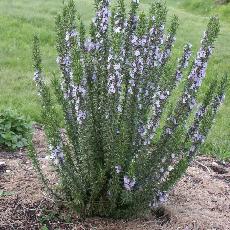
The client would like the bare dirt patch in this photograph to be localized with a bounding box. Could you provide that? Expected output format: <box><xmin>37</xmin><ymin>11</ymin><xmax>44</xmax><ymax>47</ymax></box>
<box><xmin>0</xmin><ymin>128</ymin><xmax>230</xmax><ymax>230</ymax></box>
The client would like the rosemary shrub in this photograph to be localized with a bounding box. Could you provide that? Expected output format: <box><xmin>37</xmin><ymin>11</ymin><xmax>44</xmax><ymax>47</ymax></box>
<box><xmin>30</xmin><ymin>0</ymin><xmax>227</xmax><ymax>218</ymax></box>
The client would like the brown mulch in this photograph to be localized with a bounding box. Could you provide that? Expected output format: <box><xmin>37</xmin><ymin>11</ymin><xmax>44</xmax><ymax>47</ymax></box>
<box><xmin>0</xmin><ymin>128</ymin><xmax>230</xmax><ymax>230</ymax></box>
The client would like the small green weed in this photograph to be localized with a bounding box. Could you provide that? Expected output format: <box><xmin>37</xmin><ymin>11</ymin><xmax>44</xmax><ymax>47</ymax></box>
<box><xmin>0</xmin><ymin>109</ymin><xmax>31</xmax><ymax>150</ymax></box>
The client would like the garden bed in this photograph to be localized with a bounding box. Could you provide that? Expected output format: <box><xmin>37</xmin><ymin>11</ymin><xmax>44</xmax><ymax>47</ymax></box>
<box><xmin>0</xmin><ymin>128</ymin><xmax>230</xmax><ymax>230</ymax></box>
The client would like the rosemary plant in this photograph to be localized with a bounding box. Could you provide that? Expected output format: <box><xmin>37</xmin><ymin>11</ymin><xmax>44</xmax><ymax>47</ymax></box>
<box><xmin>30</xmin><ymin>0</ymin><xmax>227</xmax><ymax>218</ymax></box>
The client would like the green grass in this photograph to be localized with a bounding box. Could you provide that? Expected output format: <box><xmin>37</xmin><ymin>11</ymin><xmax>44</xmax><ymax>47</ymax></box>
<box><xmin>0</xmin><ymin>0</ymin><xmax>229</xmax><ymax>159</ymax></box>
<box><xmin>167</xmin><ymin>0</ymin><xmax>230</xmax><ymax>22</ymax></box>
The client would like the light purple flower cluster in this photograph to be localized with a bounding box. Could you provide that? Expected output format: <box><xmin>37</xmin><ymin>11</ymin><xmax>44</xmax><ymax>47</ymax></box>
<box><xmin>147</xmin><ymin>17</ymin><xmax>165</xmax><ymax>68</ymax></box>
<box><xmin>192</xmin><ymin>131</ymin><xmax>205</xmax><ymax>143</ymax></box>
<box><xmin>175</xmin><ymin>43</ymin><xmax>192</xmax><ymax>82</ymax></box>
<box><xmin>77</xmin><ymin>110</ymin><xmax>87</xmax><ymax>125</ymax></box>
<box><xmin>149</xmin><ymin>191</ymin><xmax>168</xmax><ymax>208</ymax></box>
<box><xmin>212</xmin><ymin>92</ymin><xmax>225</xmax><ymax>113</ymax></box>
<box><xmin>115</xmin><ymin>165</ymin><xmax>122</xmax><ymax>174</ymax></box>
<box><xmin>59</xmin><ymin>74</ymin><xmax>87</xmax><ymax>125</ymax></box>
<box><xmin>93</xmin><ymin>0</ymin><xmax>110</xmax><ymax>43</ymax></box>
<box><xmin>142</xmin><ymin>90</ymin><xmax>170</xmax><ymax>144</ymax></box>
<box><xmin>135</xmin><ymin>43</ymin><xmax>191</xmax><ymax>148</ymax></box>
<box><xmin>160</xmin><ymin>34</ymin><xmax>176</xmax><ymax>65</ymax></box>
<box><xmin>124</xmin><ymin>175</ymin><xmax>136</xmax><ymax>191</ymax></box>
<box><xmin>84</xmin><ymin>38</ymin><xmax>100</xmax><ymax>52</ymax></box>
<box><xmin>57</xmin><ymin>54</ymin><xmax>72</xmax><ymax>77</ymax></box>
<box><xmin>188</xmin><ymin>89</ymin><xmax>225</xmax><ymax>158</ymax></box>
<box><xmin>187</xmin><ymin>106</ymin><xmax>208</xmax><ymax>157</ymax></box>
<box><xmin>126</xmin><ymin>34</ymin><xmax>147</xmax><ymax>100</ymax></box>
<box><xmin>161</xmin><ymin>32</ymin><xmax>214</xmax><ymax>139</ymax></box>
<box><xmin>182</xmin><ymin>91</ymin><xmax>197</xmax><ymax>109</ymax></box>
<box><xmin>107</xmin><ymin>52</ymin><xmax>123</xmax><ymax>95</ymax></box>
<box><xmin>56</xmin><ymin>26</ymin><xmax>89</xmax><ymax>126</ymax></box>
<box><xmin>49</xmin><ymin>144</ymin><xmax>64</xmax><ymax>165</ymax></box>
<box><xmin>57</xmin><ymin>29</ymin><xmax>78</xmax><ymax>75</ymax></box>
<box><xmin>188</xmin><ymin>45</ymin><xmax>212</xmax><ymax>92</ymax></box>
<box><xmin>113</xmin><ymin>9</ymin><xmax>127</xmax><ymax>35</ymax></box>
<box><xmin>33</xmin><ymin>69</ymin><xmax>40</xmax><ymax>82</ymax></box>
<box><xmin>157</xmin><ymin>191</ymin><xmax>168</xmax><ymax>203</ymax></box>
<box><xmin>33</xmin><ymin>69</ymin><xmax>43</xmax><ymax>96</ymax></box>
<box><xmin>65</xmin><ymin>29</ymin><xmax>78</xmax><ymax>47</ymax></box>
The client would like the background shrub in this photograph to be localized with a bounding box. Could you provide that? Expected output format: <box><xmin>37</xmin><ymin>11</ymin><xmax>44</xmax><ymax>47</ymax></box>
<box><xmin>30</xmin><ymin>0</ymin><xmax>228</xmax><ymax>218</ymax></box>
<box><xmin>171</xmin><ymin>0</ymin><xmax>230</xmax><ymax>22</ymax></box>
<box><xmin>0</xmin><ymin>109</ymin><xmax>31</xmax><ymax>150</ymax></box>
<box><xmin>216</xmin><ymin>0</ymin><xmax>230</xmax><ymax>5</ymax></box>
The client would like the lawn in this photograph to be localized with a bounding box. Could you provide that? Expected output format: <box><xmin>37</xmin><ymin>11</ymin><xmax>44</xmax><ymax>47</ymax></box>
<box><xmin>168</xmin><ymin>0</ymin><xmax>230</xmax><ymax>22</ymax></box>
<box><xmin>0</xmin><ymin>0</ymin><xmax>229</xmax><ymax>158</ymax></box>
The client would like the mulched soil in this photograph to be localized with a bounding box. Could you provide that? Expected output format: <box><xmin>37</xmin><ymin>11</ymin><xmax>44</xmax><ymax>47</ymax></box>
<box><xmin>0</xmin><ymin>128</ymin><xmax>230</xmax><ymax>230</ymax></box>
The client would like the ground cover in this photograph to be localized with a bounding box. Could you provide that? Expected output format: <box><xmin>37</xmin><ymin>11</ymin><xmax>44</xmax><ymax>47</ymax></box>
<box><xmin>0</xmin><ymin>128</ymin><xmax>229</xmax><ymax>229</ymax></box>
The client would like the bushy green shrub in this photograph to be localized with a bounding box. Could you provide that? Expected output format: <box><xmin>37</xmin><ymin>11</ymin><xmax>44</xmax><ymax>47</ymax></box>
<box><xmin>216</xmin><ymin>0</ymin><xmax>230</xmax><ymax>5</ymax></box>
<box><xmin>29</xmin><ymin>0</ymin><xmax>227</xmax><ymax>218</ymax></box>
<box><xmin>0</xmin><ymin>109</ymin><xmax>31</xmax><ymax>150</ymax></box>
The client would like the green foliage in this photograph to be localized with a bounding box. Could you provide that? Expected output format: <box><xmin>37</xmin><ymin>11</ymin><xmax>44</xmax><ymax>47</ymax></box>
<box><xmin>39</xmin><ymin>209</ymin><xmax>59</xmax><ymax>226</ymax></box>
<box><xmin>0</xmin><ymin>190</ymin><xmax>15</xmax><ymax>197</ymax></box>
<box><xmin>0</xmin><ymin>109</ymin><xmax>31</xmax><ymax>150</ymax></box>
<box><xmin>29</xmin><ymin>0</ymin><xmax>227</xmax><ymax>219</ymax></box>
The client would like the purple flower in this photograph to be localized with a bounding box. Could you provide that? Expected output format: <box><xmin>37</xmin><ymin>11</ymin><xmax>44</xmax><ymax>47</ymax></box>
<box><xmin>134</xmin><ymin>50</ymin><xmax>140</xmax><ymax>56</ymax></box>
<box><xmin>114</xmin><ymin>63</ymin><xmax>121</xmax><ymax>70</ymax></box>
<box><xmin>149</xmin><ymin>191</ymin><xmax>168</xmax><ymax>208</ymax></box>
<box><xmin>50</xmin><ymin>145</ymin><xmax>64</xmax><ymax>165</ymax></box>
<box><xmin>159</xmin><ymin>93</ymin><xmax>167</xmax><ymax>100</ymax></box>
<box><xmin>34</xmin><ymin>70</ymin><xmax>40</xmax><ymax>82</ymax></box>
<box><xmin>128</xmin><ymin>87</ymin><xmax>133</xmax><ymax>94</ymax></box>
<box><xmin>79</xmin><ymin>85</ymin><xmax>87</xmax><ymax>97</ymax></box>
<box><xmin>140</xmin><ymin>37</ymin><xmax>147</xmax><ymax>46</ymax></box>
<box><xmin>175</xmin><ymin>70</ymin><xmax>183</xmax><ymax>81</ymax></box>
<box><xmin>157</xmin><ymin>191</ymin><xmax>168</xmax><ymax>203</ymax></box>
<box><xmin>189</xmin><ymin>97</ymin><xmax>196</xmax><ymax>109</ymax></box>
<box><xmin>129</xmin><ymin>79</ymin><xmax>135</xmax><ymax>87</ymax></box>
<box><xmin>155</xmin><ymin>100</ymin><xmax>160</xmax><ymax>108</ymax></box>
<box><xmin>94</xmin><ymin>0</ymin><xmax>110</xmax><ymax>36</ymax></box>
<box><xmin>131</xmin><ymin>35</ymin><xmax>138</xmax><ymax>45</ymax></box>
<box><xmin>57</xmin><ymin>55</ymin><xmax>72</xmax><ymax>70</ymax></box>
<box><xmin>193</xmin><ymin>131</ymin><xmax>204</xmax><ymax>143</ymax></box>
<box><xmin>165</xmin><ymin>128</ymin><xmax>172</xmax><ymax>135</ymax></box>
<box><xmin>115</xmin><ymin>165</ymin><xmax>122</xmax><ymax>174</ymax></box>
<box><xmin>84</xmin><ymin>38</ymin><xmax>95</xmax><ymax>52</ymax></box>
<box><xmin>138</xmin><ymin>126</ymin><xmax>146</xmax><ymax>137</ymax></box>
<box><xmin>108</xmin><ymin>83</ymin><xmax>116</xmax><ymax>94</ymax></box>
<box><xmin>65</xmin><ymin>29</ymin><xmax>77</xmax><ymax>42</ymax></box>
<box><xmin>77</xmin><ymin>110</ymin><xmax>86</xmax><ymax>124</ymax></box>
<box><xmin>124</xmin><ymin>176</ymin><xmax>136</xmax><ymax>191</ymax></box>
<box><xmin>196</xmin><ymin>108</ymin><xmax>204</xmax><ymax>118</ymax></box>
<box><xmin>114</xmin><ymin>27</ymin><xmax>121</xmax><ymax>33</ymax></box>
